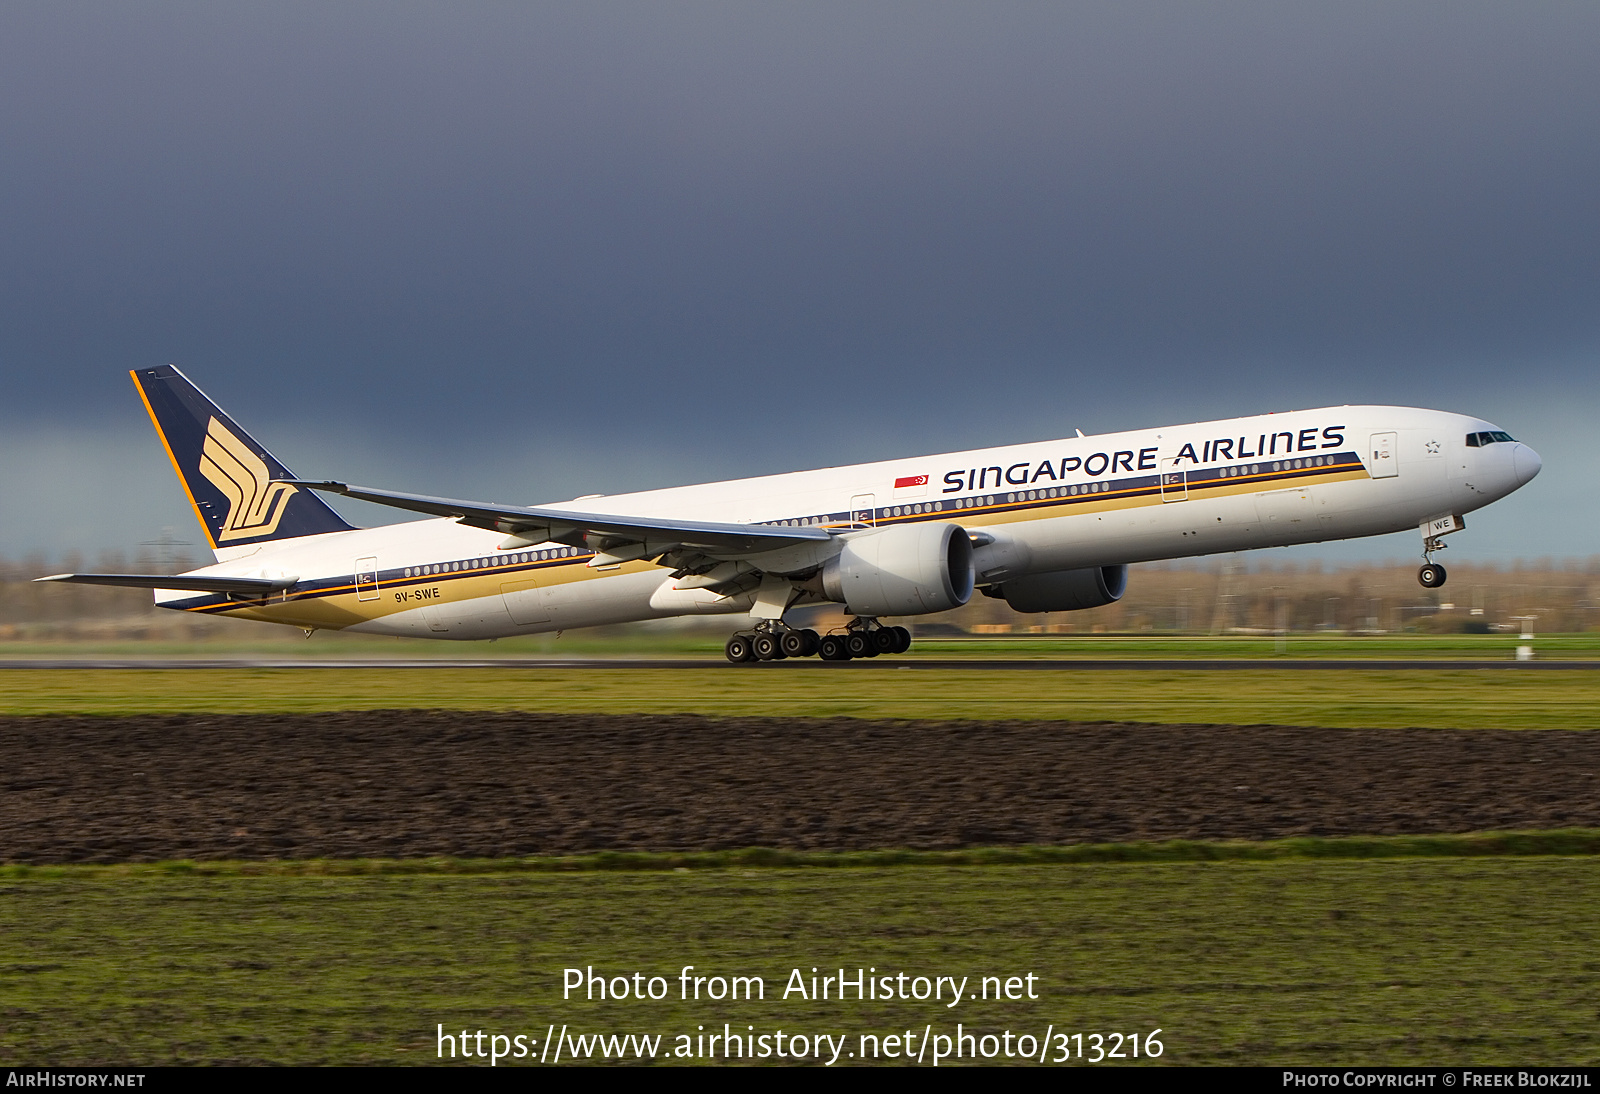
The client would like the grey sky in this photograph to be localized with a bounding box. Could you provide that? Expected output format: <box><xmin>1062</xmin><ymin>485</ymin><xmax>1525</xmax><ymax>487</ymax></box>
<box><xmin>1</xmin><ymin>3</ymin><xmax>1595</xmax><ymax>562</ymax></box>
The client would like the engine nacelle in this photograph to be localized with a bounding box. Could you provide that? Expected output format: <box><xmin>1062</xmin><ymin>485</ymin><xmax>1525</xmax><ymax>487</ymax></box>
<box><xmin>988</xmin><ymin>565</ymin><xmax>1128</xmax><ymax>613</ymax></box>
<box><xmin>821</xmin><ymin>522</ymin><xmax>975</xmax><ymax>616</ymax></box>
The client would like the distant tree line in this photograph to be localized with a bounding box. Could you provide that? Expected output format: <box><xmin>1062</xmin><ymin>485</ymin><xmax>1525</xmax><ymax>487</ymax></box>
<box><xmin>2</xmin><ymin>552</ymin><xmax>1597</xmax><ymax>642</ymax></box>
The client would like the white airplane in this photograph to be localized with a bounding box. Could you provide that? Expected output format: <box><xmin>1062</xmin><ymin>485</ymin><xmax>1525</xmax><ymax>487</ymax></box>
<box><xmin>41</xmin><ymin>367</ymin><xmax>1542</xmax><ymax>661</ymax></box>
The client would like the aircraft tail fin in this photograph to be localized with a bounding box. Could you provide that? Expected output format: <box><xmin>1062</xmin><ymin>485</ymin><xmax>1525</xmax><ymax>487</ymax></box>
<box><xmin>132</xmin><ymin>365</ymin><xmax>356</xmax><ymax>553</ymax></box>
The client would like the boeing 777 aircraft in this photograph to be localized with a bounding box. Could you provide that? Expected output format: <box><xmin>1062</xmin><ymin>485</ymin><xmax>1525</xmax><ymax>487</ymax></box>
<box><xmin>41</xmin><ymin>367</ymin><xmax>1541</xmax><ymax>661</ymax></box>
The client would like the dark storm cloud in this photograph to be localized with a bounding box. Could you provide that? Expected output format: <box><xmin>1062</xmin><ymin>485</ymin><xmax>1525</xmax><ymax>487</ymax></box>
<box><xmin>0</xmin><ymin>3</ymin><xmax>1595</xmax><ymax>556</ymax></box>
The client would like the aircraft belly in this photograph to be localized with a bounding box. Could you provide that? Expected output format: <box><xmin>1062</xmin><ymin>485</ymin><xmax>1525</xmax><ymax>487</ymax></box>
<box><xmin>345</xmin><ymin>605</ymin><xmax>459</xmax><ymax>638</ymax></box>
<box><xmin>999</xmin><ymin>465</ymin><xmax>1457</xmax><ymax>572</ymax></box>
<box><xmin>1313</xmin><ymin>476</ymin><xmax>1446</xmax><ymax>539</ymax></box>
<box><xmin>208</xmin><ymin>596</ymin><xmax>368</xmax><ymax>631</ymax></box>
<box><xmin>532</xmin><ymin>569</ymin><xmax>666</xmax><ymax>630</ymax></box>
<box><xmin>1009</xmin><ymin>493</ymin><xmax>1265</xmax><ymax>572</ymax></box>
<box><xmin>347</xmin><ymin>597</ymin><xmax>517</xmax><ymax>639</ymax></box>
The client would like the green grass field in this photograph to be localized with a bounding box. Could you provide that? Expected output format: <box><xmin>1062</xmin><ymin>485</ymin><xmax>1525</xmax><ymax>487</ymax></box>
<box><xmin>3</xmin><ymin>657</ymin><xmax>1597</xmax><ymax>1065</ymax></box>
<box><xmin>2</xmin><ymin>858</ymin><xmax>1595</xmax><ymax>1066</ymax></box>
<box><xmin>2</xmin><ymin>665</ymin><xmax>1598</xmax><ymax>728</ymax></box>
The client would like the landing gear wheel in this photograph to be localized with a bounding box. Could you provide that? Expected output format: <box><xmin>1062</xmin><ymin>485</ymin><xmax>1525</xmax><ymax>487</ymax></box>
<box><xmin>725</xmin><ymin>635</ymin><xmax>756</xmax><ymax>663</ymax></box>
<box><xmin>818</xmin><ymin>634</ymin><xmax>851</xmax><ymax>661</ymax></box>
<box><xmin>845</xmin><ymin>632</ymin><xmax>873</xmax><ymax>658</ymax></box>
<box><xmin>780</xmin><ymin>629</ymin><xmax>819</xmax><ymax>658</ymax></box>
<box><xmin>872</xmin><ymin>628</ymin><xmax>898</xmax><ymax>654</ymax></box>
<box><xmin>890</xmin><ymin>626</ymin><xmax>912</xmax><ymax>654</ymax></box>
<box><xmin>752</xmin><ymin>633</ymin><xmax>784</xmax><ymax>660</ymax></box>
<box><xmin>1418</xmin><ymin>563</ymin><xmax>1447</xmax><ymax>589</ymax></box>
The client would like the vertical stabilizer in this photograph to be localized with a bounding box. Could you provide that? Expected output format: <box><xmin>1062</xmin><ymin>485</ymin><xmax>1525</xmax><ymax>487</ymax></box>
<box><xmin>132</xmin><ymin>366</ymin><xmax>356</xmax><ymax>553</ymax></box>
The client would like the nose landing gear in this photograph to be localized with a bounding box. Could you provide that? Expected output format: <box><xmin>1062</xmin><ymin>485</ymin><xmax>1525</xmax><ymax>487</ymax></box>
<box><xmin>1417</xmin><ymin>514</ymin><xmax>1465</xmax><ymax>589</ymax></box>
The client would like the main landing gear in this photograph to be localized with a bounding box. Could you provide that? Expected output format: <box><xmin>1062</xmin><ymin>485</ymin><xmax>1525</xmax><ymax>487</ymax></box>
<box><xmin>724</xmin><ymin>620</ymin><xmax>912</xmax><ymax>663</ymax></box>
<box><xmin>724</xmin><ymin>625</ymin><xmax>817</xmax><ymax>663</ymax></box>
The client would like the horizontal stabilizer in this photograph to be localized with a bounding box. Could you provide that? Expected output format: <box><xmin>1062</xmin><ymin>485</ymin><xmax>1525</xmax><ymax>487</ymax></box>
<box><xmin>35</xmin><ymin>573</ymin><xmax>294</xmax><ymax>595</ymax></box>
<box><xmin>280</xmin><ymin>480</ymin><xmax>834</xmax><ymax>556</ymax></box>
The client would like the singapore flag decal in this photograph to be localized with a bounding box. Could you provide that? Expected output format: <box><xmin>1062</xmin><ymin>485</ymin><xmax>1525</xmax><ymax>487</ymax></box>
<box><xmin>893</xmin><ymin>473</ymin><xmax>929</xmax><ymax>498</ymax></box>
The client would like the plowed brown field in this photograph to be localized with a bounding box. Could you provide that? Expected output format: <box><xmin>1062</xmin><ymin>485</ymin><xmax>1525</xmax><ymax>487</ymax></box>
<box><xmin>2</xmin><ymin>712</ymin><xmax>1597</xmax><ymax>863</ymax></box>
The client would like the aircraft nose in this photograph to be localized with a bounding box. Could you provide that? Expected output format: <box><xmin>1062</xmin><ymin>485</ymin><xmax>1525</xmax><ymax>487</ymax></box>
<box><xmin>1512</xmin><ymin>443</ymin><xmax>1542</xmax><ymax>486</ymax></box>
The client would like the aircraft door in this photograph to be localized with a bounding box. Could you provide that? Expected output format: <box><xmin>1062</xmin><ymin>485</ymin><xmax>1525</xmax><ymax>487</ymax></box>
<box><xmin>850</xmin><ymin>493</ymin><xmax>877</xmax><ymax>528</ymax></box>
<box><xmin>1254</xmin><ymin>487</ymin><xmax>1316</xmax><ymax>544</ymax></box>
<box><xmin>355</xmin><ymin>557</ymin><xmax>379</xmax><ymax>601</ymax></box>
<box><xmin>1368</xmin><ymin>432</ymin><xmax>1398</xmax><ymax>478</ymax></box>
<box><xmin>500</xmin><ymin>579</ymin><xmax>551</xmax><ymax>626</ymax></box>
<box><xmin>1160</xmin><ymin>458</ymin><xmax>1188</xmax><ymax>502</ymax></box>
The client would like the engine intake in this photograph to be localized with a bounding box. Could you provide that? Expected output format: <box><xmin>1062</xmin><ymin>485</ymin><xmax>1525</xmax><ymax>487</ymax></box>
<box><xmin>988</xmin><ymin>565</ymin><xmax>1128</xmax><ymax>613</ymax></box>
<box><xmin>821</xmin><ymin>522</ymin><xmax>975</xmax><ymax>616</ymax></box>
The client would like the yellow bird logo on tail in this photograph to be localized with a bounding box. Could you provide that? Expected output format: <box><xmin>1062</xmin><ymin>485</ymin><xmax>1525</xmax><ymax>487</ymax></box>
<box><xmin>198</xmin><ymin>417</ymin><xmax>299</xmax><ymax>541</ymax></box>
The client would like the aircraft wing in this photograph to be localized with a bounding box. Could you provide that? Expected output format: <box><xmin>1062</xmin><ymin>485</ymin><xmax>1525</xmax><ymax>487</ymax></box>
<box><xmin>281</xmin><ymin>480</ymin><xmax>835</xmax><ymax>561</ymax></box>
<box><xmin>34</xmin><ymin>573</ymin><xmax>293</xmax><ymax>595</ymax></box>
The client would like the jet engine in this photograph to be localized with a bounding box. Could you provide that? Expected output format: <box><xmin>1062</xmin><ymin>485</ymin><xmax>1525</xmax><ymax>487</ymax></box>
<box><xmin>821</xmin><ymin>522</ymin><xmax>975</xmax><ymax>616</ymax></box>
<box><xmin>986</xmin><ymin>565</ymin><xmax>1128</xmax><ymax>613</ymax></box>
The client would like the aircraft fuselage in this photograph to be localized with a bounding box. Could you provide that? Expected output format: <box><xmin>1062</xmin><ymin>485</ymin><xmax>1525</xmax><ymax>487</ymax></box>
<box><xmin>156</xmin><ymin>404</ymin><xmax>1540</xmax><ymax>639</ymax></box>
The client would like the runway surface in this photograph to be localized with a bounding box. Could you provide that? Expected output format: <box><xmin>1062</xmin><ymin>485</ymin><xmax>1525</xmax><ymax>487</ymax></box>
<box><xmin>3</xmin><ymin>657</ymin><xmax>1598</xmax><ymax>670</ymax></box>
<box><xmin>3</xmin><ymin>711</ymin><xmax>1598</xmax><ymax>862</ymax></box>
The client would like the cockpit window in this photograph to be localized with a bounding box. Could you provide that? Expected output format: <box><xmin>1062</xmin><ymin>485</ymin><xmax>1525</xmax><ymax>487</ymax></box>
<box><xmin>1465</xmin><ymin>431</ymin><xmax>1516</xmax><ymax>447</ymax></box>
